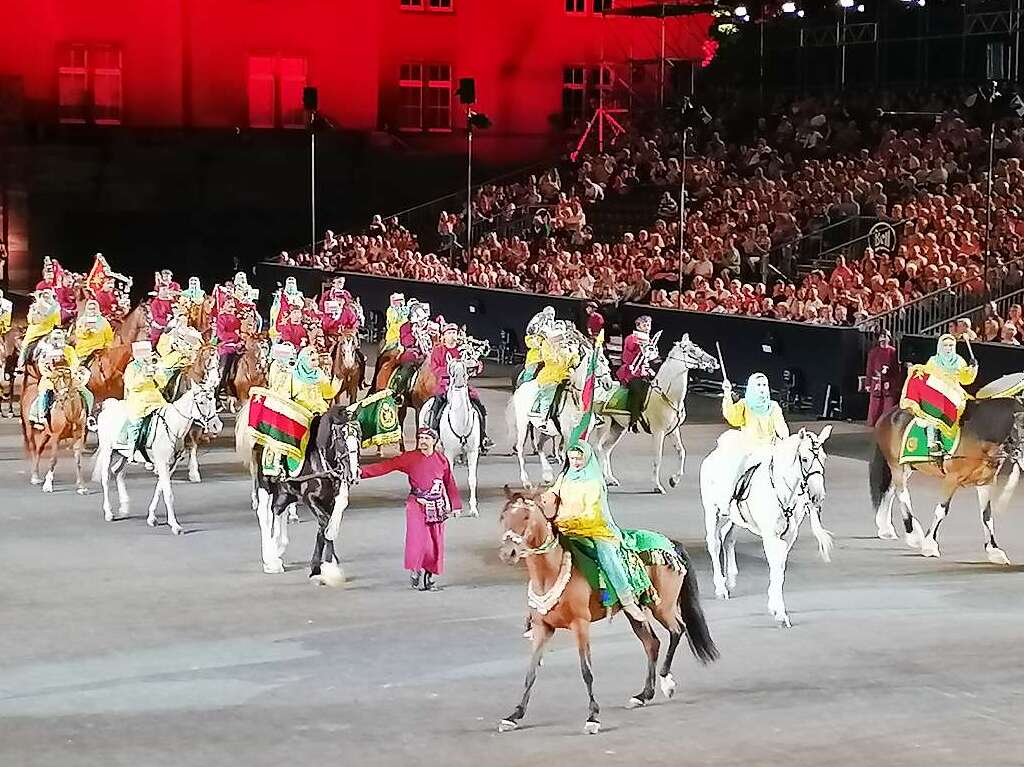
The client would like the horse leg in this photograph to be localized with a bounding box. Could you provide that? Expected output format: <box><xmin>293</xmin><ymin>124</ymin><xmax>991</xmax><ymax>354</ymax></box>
<box><xmin>498</xmin><ymin>621</ymin><xmax>553</xmax><ymax>732</ymax></box>
<box><xmin>187</xmin><ymin>439</ymin><xmax>201</xmax><ymax>483</ymax></box>
<box><xmin>147</xmin><ymin>471</ymin><xmax>164</xmax><ymax>527</ymax></box>
<box><xmin>466</xmin><ymin>445</ymin><xmax>480</xmax><ymax>517</ymax></box>
<box><xmin>42</xmin><ymin>437</ymin><xmax>57</xmax><ymax>493</ymax></box>
<box><xmin>625</xmin><ymin>615</ymin><xmax>661</xmax><ymax>708</ymax></box>
<box><xmin>875</xmin><ymin>482</ymin><xmax>898</xmax><ymax>540</ymax></box>
<box><xmin>74</xmin><ymin>437</ymin><xmax>88</xmax><ymax>495</ymax></box>
<box><xmin>574</xmin><ymin>621</ymin><xmax>601</xmax><ymax>734</ymax></box>
<box><xmin>763</xmin><ymin>535</ymin><xmax>792</xmax><ymax>627</ymax></box>
<box><xmin>920</xmin><ymin>483</ymin><xmax>956</xmax><ymax>558</ymax></box>
<box><xmin>704</xmin><ymin>504</ymin><xmax>729</xmax><ymax>599</ymax></box>
<box><xmin>723</xmin><ymin>521</ymin><xmax>739</xmax><ymax>591</ymax></box>
<box><xmin>979</xmin><ymin>485</ymin><xmax>1011</xmax><ymax>565</ymax></box>
<box><xmin>115</xmin><ymin>460</ymin><xmax>131</xmax><ymax>519</ymax></box>
<box><xmin>651</xmin><ymin>588</ymin><xmax>684</xmax><ymax>699</ymax></box>
<box><xmin>317</xmin><ymin>488</ymin><xmax>348</xmax><ymax>585</ymax></box>
<box><xmin>651</xmin><ymin>430</ymin><xmax>667</xmax><ymax>494</ymax></box>
<box><xmin>516</xmin><ymin>409</ymin><xmax>532</xmax><ymax>488</ymax></box>
<box><xmin>894</xmin><ymin>468</ymin><xmax>925</xmax><ymax>549</ymax></box>
<box><xmin>30</xmin><ymin>440</ymin><xmax>42</xmax><ymax>485</ymax></box>
<box><xmin>272</xmin><ymin>504</ymin><xmax>291</xmax><ymax>564</ymax></box>
<box><xmin>537</xmin><ymin>439</ymin><xmax>554</xmax><ymax>486</ymax></box>
<box><xmin>287</xmin><ymin>502</ymin><xmax>300</xmax><ymax>523</ymax></box>
<box><xmin>309</xmin><ymin>529</ymin><xmax>326</xmax><ymax>578</ymax></box>
<box><xmin>668</xmin><ymin>425</ymin><xmax>686</xmax><ymax>488</ymax></box>
<box><xmin>255</xmin><ymin>489</ymin><xmax>282</xmax><ymax>574</ymax></box>
<box><xmin>99</xmin><ymin>450</ymin><xmax>115</xmax><ymax>521</ymax></box>
<box><xmin>162</xmin><ymin>465</ymin><xmax>183</xmax><ymax>535</ymax></box>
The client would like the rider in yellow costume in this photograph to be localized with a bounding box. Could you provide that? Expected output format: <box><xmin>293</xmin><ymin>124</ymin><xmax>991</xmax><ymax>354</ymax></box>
<box><xmin>18</xmin><ymin>289</ymin><xmax>61</xmax><ymax>369</ymax></box>
<box><xmin>116</xmin><ymin>341</ymin><xmax>168</xmax><ymax>458</ymax></box>
<box><xmin>531</xmin><ymin>323</ymin><xmax>579</xmax><ymax>436</ymax></box>
<box><xmin>73</xmin><ymin>299</ymin><xmax>115</xmax><ymax>364</ymax></box>
<box><xmin>28</xmin><ymin>327</ymin><xmax>94</xmax><ymax>430</ymax></box>
<box><xmin>269</xmin><ymin>344</ymin><xmax>340</xmax><ymax>416</ymax></box>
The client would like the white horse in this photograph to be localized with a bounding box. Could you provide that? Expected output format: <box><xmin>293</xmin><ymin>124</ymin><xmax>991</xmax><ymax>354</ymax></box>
<box><xmin>508</xmin><ymin>343</ymin><xmax>614</xmax><ymax>487</ymax></box>
<box><xmin>593</xmin><ymin>334</ymin><xmax>719</xmax><ymax>494</ymax></box>
<box><xmin>699</xmin><ymin>426</ymin><xmax>834</xmax><ymax>627</ymax></box>
<box><xmin>93</xmin><ymin>357</ymin><xmax>223</xmax><ymax>534</ymax></box>
<box><xmin>419</xmin><ymin>356</ymin><xmax>482</xmax><ymax>516</ymax></box>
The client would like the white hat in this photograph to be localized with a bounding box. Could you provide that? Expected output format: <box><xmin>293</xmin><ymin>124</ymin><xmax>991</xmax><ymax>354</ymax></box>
<box><xmin>271</xmin><ymin>343</ymin><xmax>296</xmax><ymax>363</ymax></box>
<box><xmin>132</xmin><ymin>341</ymin><xmax>153</xmax><ymax>359</ymax></box>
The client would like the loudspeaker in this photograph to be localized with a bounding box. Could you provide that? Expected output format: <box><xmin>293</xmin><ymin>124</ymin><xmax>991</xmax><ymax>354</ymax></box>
<box><xmin>456</xmin><ymin>78</ymin><xmax>475</xmax><ymax>105</ymax></box>
<box><xmin>303</xmin><ymin>86</ymin><xmax>318</xmax><ymax>111</ymax></box>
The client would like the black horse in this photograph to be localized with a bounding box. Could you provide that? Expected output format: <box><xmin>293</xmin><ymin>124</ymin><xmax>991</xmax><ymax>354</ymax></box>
<box><xmin>246</xmin><ymin>404</ymin><xmax>362</xmax><ymax>582</ymax></box>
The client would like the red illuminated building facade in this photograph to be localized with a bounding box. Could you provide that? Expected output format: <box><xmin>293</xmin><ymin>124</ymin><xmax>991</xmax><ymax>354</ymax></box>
<box><xmin>0</xmin><ymin>0</ymin><xmax>710</xmax><ymax>286</ymax></box>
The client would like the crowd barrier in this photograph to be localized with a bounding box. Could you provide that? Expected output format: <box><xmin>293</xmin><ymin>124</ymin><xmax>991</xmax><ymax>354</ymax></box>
<box><xmin>255</xmin><ymin>264</ymin><xmax>872</xmax><ymax>417</ymax></box>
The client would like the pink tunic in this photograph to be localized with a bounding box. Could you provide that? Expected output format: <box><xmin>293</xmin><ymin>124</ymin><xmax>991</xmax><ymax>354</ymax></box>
<box><xmin>360</xmin><ymin>450</ymin><xmax>462</xmax><ymax>575</ymax></box>
<box><xmin>216</xmin><ymin>313</ymin><xmax>242</xmax><ymax>355</ymax></box>
<box><xmin>398</xmin><ymin>321</ymin><xmax>424</xmax><ymax>365</ymax></box>
<box><xmin>149</xmin><ymin>297</ymin><xmax>174</xmax><ymax>344</ymax></box>
<box><xmin>616</xmin><ymin>332</ymin><xmax>651</xmax><ymax>385</ymax></box>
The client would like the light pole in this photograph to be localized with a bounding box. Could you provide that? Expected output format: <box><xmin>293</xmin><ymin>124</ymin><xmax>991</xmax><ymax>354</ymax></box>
<box><xmin>465</xmin><ymin>109</ymin><xmax>491</xmax><ymax>259</ymax></box>
<box><xmin>677</xmin><ymin>126</ymin><xmax>689</xmax><ymax>309</ymax></box>
<box><xmin>310</xmin><ymin>120</ymin><xmax>317</xmax><ymax>259</ymax></box>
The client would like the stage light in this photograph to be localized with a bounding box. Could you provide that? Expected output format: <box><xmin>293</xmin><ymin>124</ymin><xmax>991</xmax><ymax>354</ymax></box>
<box><xmin>839</xmin><ymin>0</ymin><xmax>854</xmax><ymax>8</ymax></box>
<box><xmin>917</xmin><ymin>0</ymin><xmax>925</xmax><ymax>5</ymax></box>
<box><xmin>733</xmin><ymin>5</ymin><xmax>747</xmax><ymax>17</ymax></box>
<box><xmin>797</xmin><ymin>8</ymin><xmax>805</xmax><ymax>16</ymax></box>
<box><xmin>857</xmin><ymin>3</ymin><xmax>865</xmax><ymax>10</ymax></box>
<box><xmin>782</xmin><ymin>1</ymin><xmax>797</xmax><ymax>12</ymax></box>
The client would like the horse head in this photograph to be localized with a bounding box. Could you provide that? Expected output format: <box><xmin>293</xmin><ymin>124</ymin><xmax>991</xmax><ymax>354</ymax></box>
<box><xmin>498</xmin><ymin>485</ymin><xmax>555</xmax><ymax>564</ymax></box>
<box><xmin>447</xmin><ymin>355</ymin><xmax>470</xmax><ymax>389</ymax></box>
<box><xmin>322</xmin><ymin>405</ymin><xmax>362</xmax><ymax>482</ymax></box>
<box><xmin>670</xmin><ymin>333</ymin><xmax>719</xmax><ymax>372</ymax></box>
<box><xmin>188</xmin><ymin>382</ymin><xmax>223</xmax><ymax>437</ymax></box>
<box><xmin>795</xmin><ymin>424</ymin><xmax>831</xmax><ymax>507</ymax></box>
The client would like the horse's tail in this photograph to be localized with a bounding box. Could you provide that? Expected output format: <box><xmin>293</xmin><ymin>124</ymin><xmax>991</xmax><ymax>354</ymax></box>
<box><xmin>806</xmin><ymin>504</ymin><xmax>834</xmax><ymax>563</ymax></box>
<box><xmin>869</xmin><ymin>444</ymin><xmax>892</xmax><ymax>511</ymax></box>
<box><xmin>673</xmin><ymin>540</ymin><xmax>719</xmax><ymax>664</ymax></box>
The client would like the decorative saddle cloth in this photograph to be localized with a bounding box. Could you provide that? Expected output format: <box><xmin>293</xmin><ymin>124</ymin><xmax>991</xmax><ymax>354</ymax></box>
<box><xmin>247</xmin><ymin>387</ymin><xmax>313</xmax><ymax>477</ymax></box>
<box><xmin>594</xmin><ymin>384</ymin><xmax>650</xmax><ymax>416</ymax></box>
<box><xmin>901</xmin><ymin>370</ymin><xmax>967</xmax><ymax>438</ymax></box>
<box><xmin>562</xmin><ymin>529</ymin><xmax>683</xmax><ymax>609</ymax></box>
<box><xmin>899</xmin><ymin>419</ymin><xmax>960</xmax><ymax>465</ymax></box>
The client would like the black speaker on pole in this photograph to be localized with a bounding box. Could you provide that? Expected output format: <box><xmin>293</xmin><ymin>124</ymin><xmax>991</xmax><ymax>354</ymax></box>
<box><xmin>456</xmin><ymin>78</ymin><xmax>476</xmax><ymax>105</ymax></box>
<box><xmin>303</xmin><ymin>86</ymin><xmax>319</xmax><ymax>111</ymax></box>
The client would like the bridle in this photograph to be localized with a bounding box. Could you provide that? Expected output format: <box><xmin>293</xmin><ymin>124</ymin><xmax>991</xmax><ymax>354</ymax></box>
<box><xmin>172</xmin><ymin>385</ymin><xmax>220</xmax><ymax>434</ymax></box>
<box><xmin>502</xmin><ymin>499</ymin><xmax>559</xmax><ymax>555</ymax></box>
<box><xmin>769</xmin><ymin>433</ymin><xmax>825</xmax><ymax>518</ymax></box>
<box><xmin>320</xmin><ymin>418</ymin><xmax>362</xmax><ymax>482</ymax></box>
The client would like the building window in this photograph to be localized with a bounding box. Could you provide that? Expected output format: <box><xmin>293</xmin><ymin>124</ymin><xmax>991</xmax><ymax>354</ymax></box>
<box><xmin>58</xmin><ymin>44</ymin><xmax>122</xmax><ymax>124</ymax></box>
<box><xmin>593</xmin><ymin>0</ymin><xmax>614</xmax><ymax>11</ymax></box>
<box><xmin>562</xmin><ymin>65</ymin><xmax>586</xmax><ymax>127</ymax></box>
<box><xmin>248</xmin><ymin>55</ymin><xmax>308</xmax><ymax>129</ymax></box>
<box><xmin>565</xmin><ymin>0</ymin><xmax>586</xmax><ymax>13</ymax></box>
<box><xmin>400</xmin><ymin>0</ymin><xmax>454</xmax><ymax>10</ymax></box>
<box><xmin>398</xmin><ymin>63</ymin><xmax>452</xmax><ymax>132</ymax></box>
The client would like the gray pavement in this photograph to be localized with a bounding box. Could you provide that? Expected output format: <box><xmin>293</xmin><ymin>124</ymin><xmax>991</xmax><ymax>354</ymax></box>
<box><xmin>1</xmin><ymin>377</ymin><xmax>1023</xmax><ymax>767</ymax></box>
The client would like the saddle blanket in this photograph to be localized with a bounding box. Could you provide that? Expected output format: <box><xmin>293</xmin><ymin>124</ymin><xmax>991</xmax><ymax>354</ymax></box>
<box><xmin>563</xmin><ymin>529</ymin><xmax>682</xmax><ymax>609</ymax></box>
<box><xmin>247</xmin><ymin>387</ymin><xmax>312</xmax><ymax>462</ymax></box>
<box><xmin>900</xmin><ymin>418</ymin><xmax>959</xmax><ymax>465</ymax></box>
<box><xmin>594</xmin><ymin>385</ymin><xmax>650</xmax><ymax>416</ymax></box>
<box><xmin>902</xmin><ymin>372</ymin><xmax>966</xmax><ymax>434</ymax></box>
<box><xmin>356</xmin><ymin>390</ymin><xmax>401</xmax><ymax>449</ymax></box>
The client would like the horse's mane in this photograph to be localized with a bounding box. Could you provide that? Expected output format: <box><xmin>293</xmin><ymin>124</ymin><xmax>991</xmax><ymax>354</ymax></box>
<box><xmin>962</xmin><ymin>396</ymin><xmax>1024</xmax><ymax>445</ymax></box>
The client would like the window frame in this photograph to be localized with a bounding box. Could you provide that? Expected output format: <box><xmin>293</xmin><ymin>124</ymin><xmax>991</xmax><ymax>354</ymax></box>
<box><xmin>398</xmin><ymin>62</ymin><xmax>425</xmax><ymax>132</ymax></box>
<box><xmin>247</xmin><ymin>54</ymin><xmax>308</xmax><ymax>130</ymax></box>
<box><xmin>562</xmin><ymin>64</ymin><xmax>587</xmax><ymax>127</ymax></box>
<box><xmin>400</xmin><ymin>0</ymin><xmax>454</xmax><ymax>11</ymax></box>
<box><xmin>57</xmin><ymin>43</ymin><xmax>124</xmax><ymax>125</ymax></box>
<box><xmin>90</xmin><ymin>45</ymin><xmax>123</xmax><ymax>125</ymax></box>
<box><xmin>565</xmin><ymin>0</ymin><xmax>586</xmax><ymax>14</ymax></box>
<box><xmin>424</xmin><ymin>63</ymin><xmax>452</xmax><ymax>133</ymax></box>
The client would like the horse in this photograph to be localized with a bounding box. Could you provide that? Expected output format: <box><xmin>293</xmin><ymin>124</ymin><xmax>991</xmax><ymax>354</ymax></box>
<box><xmin>92</xmin><ymin>354</ymin><xmax>223</xmax><ymax>533</ymax></box>
<box><xmin>497</xmin><ymin>487</ymin><xmax>719</xmax><ymax>734</ymax></box>
<box><xmin>871</xmin><ymin>396</ymin><xmax>1024</xmax><ymax>563</ymax></box>
<box><xmin>21</xmin><ymin>365</ymin><xmax>89</xmax><ymax>494</ymax></box>
<box><xmin>593</xmin><ymin>334</ymin><xmax>719</xmax><ymax>493</ymax></box>
<box><xmin>163</xmin><ymin>344</ymin><xmax>222</xmax><ymax>484</ymax></box>
<box><xmin>86</xmin><ymin>304</ymin><xmax>151</xmax><ymax>404</ymax></box>
<box><xmin>700</xmin><ymin>426</ymin><xmax>834</xmax><ymax>628</ymax></box>
<box><xmin>418</xmin><ymin>356</ymin><xmax>482</xmax><ymax>516</ymax></box>
<box><xmin>0</xmin><ymin>321</ymin><xmax>25</xmax><ymax>418</ymax></box>
<box><xmin>329</xmin><ymin>331</ymin><xmax>366</xmax><ymax>405</ymax></box>
<box><xmin>235</xmin><ymin>402</ymin><xmax>362</xmax><ymax>581</ymax></box>
<box><xmin>508</xmin><ymin>342</ymin><xmax>615</xmax><ymax>487</ymax></box>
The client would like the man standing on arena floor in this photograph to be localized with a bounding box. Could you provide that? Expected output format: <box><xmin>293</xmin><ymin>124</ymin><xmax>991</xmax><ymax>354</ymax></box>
<box><xmin>865</xmin><ymin>330</ymin><xmax>900</xmax><ymax>426</ymax></box>
<box><xmin>360</xmin><ymin>427</ymin><xmax>462</xmax><ymax>592</ymax></box>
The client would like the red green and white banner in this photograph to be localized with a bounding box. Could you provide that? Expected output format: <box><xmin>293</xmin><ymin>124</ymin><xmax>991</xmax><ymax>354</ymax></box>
<box><xmin>902</xmin><ymin>371</ymin><xmax>966</xmax><ymax>432</ymax></box>
<box><xmin>569</xmin><ymin>330</ymin><xmax>604</xmax><ymax>447</ymax></box>
<box><xmin>247</xmin><ymin>387</ymin><xmax>313</xmax><ymax>461</ymax></box>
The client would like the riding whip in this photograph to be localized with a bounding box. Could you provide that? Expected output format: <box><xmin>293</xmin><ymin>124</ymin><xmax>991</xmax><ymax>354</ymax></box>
<box><xmin>715</xmin><ymin>342</ymin><xmax>729</xmax><ymax>385</ymax></box>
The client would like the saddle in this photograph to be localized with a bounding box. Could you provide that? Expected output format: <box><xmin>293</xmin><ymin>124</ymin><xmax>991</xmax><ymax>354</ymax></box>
<box><xmin>599</xmin><ymin>382</ymin><xmax>651</xmax><ymax>416</ymax></box>
<box><xmin>899</xmin><ymin>419</ymin><xmax>959</xmax><ymax>465</ymax></box>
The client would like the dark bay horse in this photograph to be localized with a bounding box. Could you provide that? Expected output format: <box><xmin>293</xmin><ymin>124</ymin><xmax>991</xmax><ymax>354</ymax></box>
<box><xmin>497</xmin><ymin>487</ymin><xmax>718</xmax><ymax>735</ymax></box>
<box><xmin>871</xmin><ymin>397</ymin><xmax>1024</xmax><ymax>563</ymax></box>
<box><xmin>329</xmin><ymin>332</ymin><xmax>366</xmax><ymax>405</ymax></box>
<box><xmin>236</xmin><ymin>403</ymin><xmax>362</xmax><ymax>581</ymax></box>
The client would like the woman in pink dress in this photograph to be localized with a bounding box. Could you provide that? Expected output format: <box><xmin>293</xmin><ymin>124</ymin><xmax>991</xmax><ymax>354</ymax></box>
<box><xmin>360</xmin><ymin>427</ymin><xmax>462</xmax><ymax>591</ymax></box>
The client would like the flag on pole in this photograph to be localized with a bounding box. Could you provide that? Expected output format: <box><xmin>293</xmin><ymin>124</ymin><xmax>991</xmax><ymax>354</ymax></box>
<box><xmin>569</xmin><ymin>330</ymin><xmax>604</xmax><ymax>448</ymax></box>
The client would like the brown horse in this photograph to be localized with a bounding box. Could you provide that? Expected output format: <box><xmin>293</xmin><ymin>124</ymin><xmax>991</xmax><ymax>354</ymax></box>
<box><xmin>1</xmin><ymin>321</ymin><xmax>25</xmax><ymax>418</ymax></box>
<box><xmin>871</xmin><ymin>397</ymin><xmax>1024</xmax><ymax>563</ymax></box>
<box><xmin>497</xmin><ymin>487</ymin><xmax>718</xmax><ymax>735</ymax></box>
<box><xmin>21</xmin><ymin>365</ymin><xmax>88</xmax><ymax>494</ymax></box>
<box><xmin>372</xmin><ymin>348</ymin><xmax>401</xmax><ymax>393</ymax></box>
<box><xmin>86</xmin><ymin>303</ymin><xmax>151</xmax><ymax>403</ymax></box>
<box><xmin>329</xmin><ymin>331</ymin><xmax>366</xmax><ymax>405</ymax></box>
<box><xmin>221</xmin><ymin>316</ymin><xmax>268</xmax><ymax>410</ymax></box>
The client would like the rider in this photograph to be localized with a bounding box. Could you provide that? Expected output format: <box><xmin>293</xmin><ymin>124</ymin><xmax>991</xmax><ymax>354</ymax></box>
<box><xmin>541</xmin><ymin>442</ymin><xmax>648</xmax><ymax>622</ymax></box>
<box><xmin>73</xmin><ymin>299</ymin><xmax>115</xmax><ymax>366</ymax></box>
<box><xmin>531</xmin><ymin>323</ymin><xmax>579</xmax><ymax>437</ymax></box>
<box><xmin>270</xmin><ymin>276</ymin><xmax>304</xmax><ymax>340</ymax></box>
<box><xmin>584</xmin><ymin>301</ymin><xmax>604</xmax><ymax>342</ymax></box>
<box><xmin>54</xmin><ymin>269</ymin><xmax>80</xmax><ymax>325</ymax></box>
<box><xmin>391</xmin><ymin>300</ymin><xmax>432</xmax><ymax>393</ymax></box>
<box><xmin>617</xmin><ymin>315</ymin><xmax>658</xmax><ymax>433</ymax></box>
<box><xmin>28</xmin><ymin>327</ymin><xmax>94</xmax><ymax>431</ymax></box>
<box><xmin>149</xmin><ymin>283</ymin><xmax>176</xmax><ymax>345</ymax></box>
<box><xmin>0</xmin><ymin>289</ymin><xmax>12</xmax><ymax>335</ymax></box>
<box><xmin>522</xmin><ymin>306</ymin><xmax>555</xmax><ymax>385</ymax></box>
<box><xmin>269</xmin><ymin>344</ymin><xmax>340</xmax><ymax>416</ymax></box>
<box><xmin>35</xmin><ymin>256</ymin><xmax>61</xmax><ymax>292</ymax></box>
<box><xmin>116</xmin><ymin>341</ymin><xmax>168</xmax><ymax>460</ymax></box>
<box><xmin>155</xmin><ymin>269</ymin><xmax>182</xmax><ymax>294</ymax></box>
<box><xmin>901</xmin><ymin>333</ymin><xmax>978</xmax><ymax>464</ymax></box>
<box><xmin>278</xmin><ymin>304</ymin><xmax>309</xmax><ymax>349</ymax></box>
<box><xmin>215</xmin><ymin>296</ymin><xmax>244</xmax><ymax>387</ymax></box>
<box><xmin>424</xmin><ymin>323</ymin><xmax>494</xmax><ymax>451</ymax></box>
<box><xmin>91</xmin><ymin>275</ymin><xmax>120</xmax><ymax>319</ymax></box>
<box><xmin>182</xmin><ymin>276</ymin><xmax>206</xmax><ymax>306</ymax></box>
<box><xmin>18</xmin><ymin>289</ymin><xmax>62</xmax><ymax>370</ymax></box>
<box><xmin>715</xmin><ymin>372</ymin><xmax>791</xmax><ymax>511</ymax></box>
<box><xmin>155</xmin><ymin>322</ymin><xmax>203</xmax><ymax>393</ymax></box>
<box><xmin>383</xmin><ymin>293</ymin><xmax>407</xmax><ymax>352</ymax></box>
<box><xmin>319</xmin><ymin>275</ymin><xmax>352</xmax><ymax>314</ymax></box>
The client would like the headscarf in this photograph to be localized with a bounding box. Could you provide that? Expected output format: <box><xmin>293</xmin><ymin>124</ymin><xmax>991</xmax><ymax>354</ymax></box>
<box><xmin>293</xmin><ymin>346</ymin><xmax>321</xmax><ymax>385</ymax></box>
<box><xmin>744</xmin><ymin>373</ymin><xmax>772</xmax><ymax>417</ymax></box>
<box><xmin>564</xmin><ymin>442</ymin><xmax>603</xmax><ymax>484</ymax></box>
<box><xmin>935</xmin><ymin>334</ymin><xmax>961</xmax><ymax>371</ymax></box>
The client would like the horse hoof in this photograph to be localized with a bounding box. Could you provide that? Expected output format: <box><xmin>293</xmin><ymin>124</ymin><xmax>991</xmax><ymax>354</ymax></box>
<box><xmin>263</xmin><ymin>562</ymin><xmax>285</xmax><ymax>575</ymax></box>
<box><xmin>541</xmin><ymin>474</ymin><xmax>554</xmax><ymax>485</ymax></box>
<box><xmin>626</xmin><ymin>697</ymin><xmax>647</xmax><ymax>709</ymax></box>
<box><xmin>877</xmin><ymin>527</ymin><xmax>899</xmax><ymax>541</ymax></box>
<box><xmin>606</xmin><ymin>477</ymin><xmax>620</xmax><ymax>487</ymax></box>
<box><xmin>659</xmin><ymin>674</ymin><xmax>676</xmax><ymax>699</ymax></box>
<box><xmin>905</xmin><ymin>530</ymin><xmax>925</xmax><ymax>550</ymax></box>
<box><xmin>986</xmin><ymin>547</ymin><xmax>1011</xmax><ymax>566</ymax></box>
<box><xmin>144</xmin><ymin>463</ymin><xmax>154</xmax><ymax>471</ymax></box>
<box><xmin>42</xmin><ymin>482</ymin><xmax>54</xmax><ymax>494</ymax></box>
<box><xmin>654</xmin><ymin>485</ymin><xmax>667</xmax><ymax>495</ymax></box>
<box><xmin>147</xmin><ymin>516</ymin><xmax>157</xmax><ymax>527</ymax></box>
<box><xmin>775</xmin><ymin>615</ymin><xmax>793</xmax><ymax>629</ymax></box>
<box><xmin>76</xmin><ymin>487</ymin><xmax>89</xmax><ymax>496</ymax></box>
<box><xmin>668</xmin><ymin>475</ymin><xmax>680</xmax><ymax>488</ymax></box>
<box><xmin>920</xmin><ymin>540</ymin><xmax>940</xmax><ymax>558</ymax></box>
<box><xmin>318</xmin><ymin>562</ymin><xmax>346</xmax><ymax>587</ymax></box>
<box><xmin>465</xmin><ymin>507</ymin><xmax>479</xmax><ymax>519</ymax></box>
<box><xmin>715</xmin><ymin>587</ymin><xmax>730</xmax><ymax>600</ymax></box>
<box><xmin>30</xmin><ymin>475</ymin><xmax>42</xmax><ymax>486</ymax></box>
<box><xmin>104</xmin><ymin>510</ymin><xmax>115</xmax><ymax>522</ymax></box>
<box><xmin>171</xmin><ymin>526</ymin><xmax>184</xmax><ymax>536</ymax></box>
<box><xmin>498</xmin><ymin>719</ymin><xmax>518</xmax><ymax>733</ymax></box>
<box><xmin>188</xmin><ymin>473</ymin><xmax>201</xmax><ymax>484</ymax></box>
<box><xmin>583</xmin><ymin>721</ymin><xmax>601</xmax><ymax>735</ymax></box>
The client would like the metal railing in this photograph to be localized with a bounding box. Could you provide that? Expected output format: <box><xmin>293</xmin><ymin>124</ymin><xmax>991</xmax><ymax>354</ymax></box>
<box><xmin>765</xmin><ymin>215</ymin><xmax>892</xmax><ymax>280</ymax></box>
<box><xmin>920</xmin><ymin>285</ymin><xmax>1024</xmax><ymax>338</ymax></box>
<box><xmin>856</xmin><ymin>255</ymin><xmax>1024</xmax><ymax>340</ymax></box>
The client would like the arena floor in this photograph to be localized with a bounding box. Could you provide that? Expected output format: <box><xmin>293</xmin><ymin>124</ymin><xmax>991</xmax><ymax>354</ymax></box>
<box><xmin>2</xmin><ymin>370</ymin><xmax>1023</xmax><ymax>767</ymax></box>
